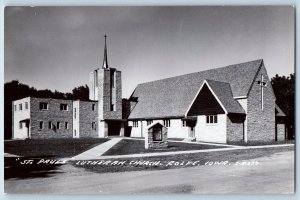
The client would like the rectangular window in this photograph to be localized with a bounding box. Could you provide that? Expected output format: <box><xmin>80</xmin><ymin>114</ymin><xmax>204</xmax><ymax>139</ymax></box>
<box><xmin>163</xmin><ymin>119</ymin><xmax>171</xmax><ymax>127</ymax></box>
<box><xmin>92</xmin><ymin>104</ymin><xmax>95</xmax><ymax>111</ymax></box>
<box><xmin>57</xmin><ymin>122</ymin><xmax>61</xmax><ymax>129</ymax></box>
<box><xmin>74</xmin><ymin>108</ymin><xmax>77</xmax><ymax>119</ymax></box>
<box><xmin>133</xmin><ymin>120</ymin><xmax>138</xmax><ymax>127</ymax></box>
<box><xmin>48</xmin><ymin>121</ymin><xmax>52</xmax><ymax>129</ymax></box>
<box><xmin>39</xmin><ymin>102</ymin><xmax>48</xmax><ymax>110</ymax></box>
<box><xmin>147</xmin><ymin>120</ymin><xmax>153</xmax><ymax>126</ymax></box>
<box><xmin>25</xmin><ymin>102</ymin><xmax>28</xmax><ymax>109</ymax></box>
<box><xmin>74</xmin><ymin>130</ymin><xmax>76</xmax><ymax>136</ymax></box>
<box><xmin>65</xmin><ymin>122</ymin><xmax>69</xmax><ymax>129</ymax></box>
<box><xmin>14</xmin><ymin>105</ymin><xmax>17</xmax><ymax>111</ymax></box>
<box><xmin>92</xmin><ymin>122</ymin><xmax>96</xmax><ymax>130</ymax></box>
<box><xmin>110</xmin><ymin>104</ymin><xmax>114</xmax><ymax>111</ymax></box>
<box><xmin>60</xmin><ymin>104</ymin><xmax>68</xmax><ymax>111</ymax></box>
<box><xmin>206</xmin><ymin>115</ymin><xmax>218</xmax><ymax>124</ymax></box>
<box><xmin>19</xmin><ymin>122</ymin><xmax>22</xmax><ymax>129</ymax></box>
<box><xmin>19</xmin><ymin>104</ymin><xmax>22</xmax><ymax>110</ymax></box>
<box><xmin>39</xmin><ymin>121</ymin><xmax>44</xmax><ymax>129</ymax></box>
<box><xmin>182</xmin><ymin>120</ymin><xmax>187</xmax><ymax>127</ymax></box>
<box><xmin>111</xmin><ymin>71</ymin><xmax>115</xmax><ymax>88</ymax></box>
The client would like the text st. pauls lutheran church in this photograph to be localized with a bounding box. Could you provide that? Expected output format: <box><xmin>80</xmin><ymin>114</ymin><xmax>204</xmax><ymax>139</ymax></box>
<box><xmin>12</xmin><ymin>36</ymin><xmax>287</xmax><ymax>144</ymax></box>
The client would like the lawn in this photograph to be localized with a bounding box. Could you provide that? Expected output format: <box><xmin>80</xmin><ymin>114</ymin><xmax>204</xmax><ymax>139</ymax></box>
<box><xmin>74</xmin><ymin>146</ymin><xmax>294</xmax><ymax>174</ymax></box>
<box><xmin>4</xmin><ymin>138</ymin><xmax>110</xmax><ymax>158</ymax></box>
<box><xmin>103</xmin><ymin>139</ymin><xmax>226</xmax><ymax>156</ymax></box>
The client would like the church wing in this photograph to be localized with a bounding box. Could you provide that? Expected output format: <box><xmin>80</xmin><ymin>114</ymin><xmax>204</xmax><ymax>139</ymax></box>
<box><xmin>128</xmin><ymin>59</ymin><xmax>261</xmax><ymax>120</ymax></box>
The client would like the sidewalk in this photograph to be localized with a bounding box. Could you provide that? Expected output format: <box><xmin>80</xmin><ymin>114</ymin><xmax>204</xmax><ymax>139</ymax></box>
<box><xmin>70</xmin><ymin>137</ymin><xmax>294</xmax><ymax>160</ymax></box>
<box><xmin>71</xmin><ymin>138</ymin><xmax>122</xmax><ymax>160</ymax></box>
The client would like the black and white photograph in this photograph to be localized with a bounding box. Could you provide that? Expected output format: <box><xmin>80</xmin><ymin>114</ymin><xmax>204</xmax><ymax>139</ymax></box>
<box><xmin>4</xmin><ymin>6</ymin><xmax>295</xmax><ymax>194</ymax></box>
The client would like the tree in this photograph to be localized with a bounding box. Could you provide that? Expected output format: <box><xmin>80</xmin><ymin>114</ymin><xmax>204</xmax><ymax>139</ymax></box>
<box><xmin>271</xmin><ymin>73</ymin><xmax>295</xmax><ymax>139</ymax></box>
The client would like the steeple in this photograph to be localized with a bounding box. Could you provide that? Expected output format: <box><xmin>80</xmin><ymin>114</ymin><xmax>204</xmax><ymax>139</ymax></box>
<box><xmin>102</xmin><ymin>35</ymin><xmax>109</xmax><ymax>69</ymax></box>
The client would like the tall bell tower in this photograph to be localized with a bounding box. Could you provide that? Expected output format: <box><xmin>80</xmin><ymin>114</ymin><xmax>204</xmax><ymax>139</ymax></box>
<box><xmin>89</xmin><ymin>35</ymin><xmax>123</xmax><ymax>137</ymax></box>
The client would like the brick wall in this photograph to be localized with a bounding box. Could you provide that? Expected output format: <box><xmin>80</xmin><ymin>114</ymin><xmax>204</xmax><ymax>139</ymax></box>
<box><xmin>78</xmin><ymin>101</ymin><xmax>98</xmax><ymax>138</ymax></box>
<box><xmin>30</xmin><ymin>98</ymin><xmax>73</xmax><ymax>139</ymax></box>
<box><xmin>247</xmin><ymin>62</ymin><xmax>276</xmax><ymax>142</ymax></box>
<box><xmin>226</xmin><ymin>114</ymin><xmax>245</xmax><ymax>142</ymax></box>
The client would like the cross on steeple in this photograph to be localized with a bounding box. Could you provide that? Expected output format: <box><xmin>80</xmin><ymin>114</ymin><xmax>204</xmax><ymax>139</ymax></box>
<box><xmin>102</xmin><ymin>35</ymin><xmax>109</xmax><ymax>69</ymax></box>
<box><xmin>257</xmin><ymin>74</ymin><xmax>267</xmax><ymax>110</ymax></box>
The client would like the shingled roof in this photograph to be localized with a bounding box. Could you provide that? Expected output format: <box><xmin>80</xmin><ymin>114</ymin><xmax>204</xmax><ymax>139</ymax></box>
<box><xmin>128</xmin><ymin>59</ymin><xmax>263</xmax><ymax>119</ymax></box>
<box><xmin>203</xmin><ymin>80</ymin><xmax>245</xmax><ymax>114</ymax></box>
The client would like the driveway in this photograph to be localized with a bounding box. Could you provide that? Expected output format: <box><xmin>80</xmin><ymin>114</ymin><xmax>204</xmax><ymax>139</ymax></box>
<box><xmin>5</xmin><ymin>150</ymin><xmax>294</xmax><ymax>194</ymax></box>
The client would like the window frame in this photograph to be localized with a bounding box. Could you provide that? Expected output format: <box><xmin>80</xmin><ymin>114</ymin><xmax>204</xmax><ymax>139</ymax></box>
<box><xmin>57</xmin><ymin>121</ymin><xmax>61</xmax><ymax>129</ymax></box>
<box><xmin>163</xmin><ymin>119</ymin><xmax>171</xmax><ymax>127</ymax></box>
<box><xmin>206</xmin><ymin>115</ymin><xmax>218</xmax><ymax>124</ymax></box>
<box><xmin>39</xmin><ymin>121</ymin><xmax>44</xmax><ymax>129</ymax></box>
<box><xmin>25</xmin><ymin>102</ymin><xmax>29</xmax><ymax>109</ymax></box>
<box><xmin>19</xmin><ymin>103</ymin><xmax>22</xmax><ymax>111</ymax></box>
<box><xmin>60</xmin><ymin>104</ymin><xmax>68</xmax><ymax>111</ymax></box>
<box><xmin>39</xmin><ymin>102</ymin><xmax>49</xmax><ymax>110</ymax></box>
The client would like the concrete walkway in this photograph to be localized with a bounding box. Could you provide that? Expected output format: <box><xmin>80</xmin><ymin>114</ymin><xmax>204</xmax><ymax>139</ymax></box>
<box><xmin>70</xmin><ymin>137</ymin><xmax>294</xmax><ymax>160</ymax></box>
<box><xmin>71</xmin><ymin>138</ymin><xmax>122</xmax><ymax>160</ymax></box>
<box><xmin>97</xmin><ymin>144</ymin><xmax>294</xmax><ymax>159</ymax></box>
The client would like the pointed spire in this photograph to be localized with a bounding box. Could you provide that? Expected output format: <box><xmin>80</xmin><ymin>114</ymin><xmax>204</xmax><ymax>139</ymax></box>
<box><xmin>102</xmin><ymin>35</ymin><xmax>109</xmax><ymax>69</ymax></box>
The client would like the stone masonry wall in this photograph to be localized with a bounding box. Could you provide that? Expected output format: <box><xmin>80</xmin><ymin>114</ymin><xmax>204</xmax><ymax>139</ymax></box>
<box><xmin>30</xmin><ymin>98</ymin><xmax>73</xmax><ymax>139</ymax></box>
<box><xmin>226</xmin><ymin>114</ymin><xmax>245</xmax><ymax>143</ymax></box>
<box><xmin>102</xmin><ymin>69</ymin><xmax>122</xmax><ymax>119</ymax></box>
<box><xmin>247</xmin><ymin>62</ymin><xmax>276</xmax><ymax>142</ymax></box>
<box><xmin>79</xmin><ymin>101</ymin><xmax>98</xmax><ymax>138</ymax></box>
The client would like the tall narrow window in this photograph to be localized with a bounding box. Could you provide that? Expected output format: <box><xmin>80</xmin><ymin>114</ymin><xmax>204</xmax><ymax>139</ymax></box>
<box><xmin>39</xmin><ymin>121</ymin><xmax>44</xmax><ymax>129</ymax></box>
<box><xmin>92</xmin><ymin>122</ymin><xmax>96</xmax><ymax>130</ymax></box>
<box><xmin>25</xmin><ymin>102</ymin><xmax>28</xmax><ymax>109</ymax></box>
<box><xmin>182</xmin><ymin>120</ymin><xmax>187</xmax><ymax>127</ymax></box>
<box><xmin>19</xmin><ymin>104</ymin><xmax>22</xmax><ymax>110</ymax></box>
<box><xmin>74</xmin><ymin>108</ymin><xmax>77</xmax><ymax>119</ymax></box>
<box><xmin>65</xmin><ymin>122</ymin><xmax>69</xmax><ymax>129</ymax></box>
<box><xmin>14</xmin><ymin>105</ymin><xmax>17</xmax><ymax>111</ymax></box>
<box><xmin>92</xmin><ymin>104</ymin><xmax>95</xmax><ymax>111</ymax></box>
<box><xmin>57</xmin><ymin>122</ymin><xmax>61</xmax><ymax>129</ymax></box>
<box><xmin>48</xmin><ymin>121</ymin><xmax>52</xmax><ymax>129</ymax></box>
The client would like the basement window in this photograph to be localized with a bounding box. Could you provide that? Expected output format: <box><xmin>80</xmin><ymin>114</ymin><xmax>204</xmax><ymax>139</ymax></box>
<box><xmin>206</xmin><ymin>115</ymin><xmax>218</xmax><ymax>124</ymax></box>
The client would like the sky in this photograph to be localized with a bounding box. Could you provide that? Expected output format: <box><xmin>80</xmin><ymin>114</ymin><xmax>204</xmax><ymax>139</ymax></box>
<box><xmin>4</xmin><ymin>6</ymin><xmax>294</xmax><ymax>98</ymax></box>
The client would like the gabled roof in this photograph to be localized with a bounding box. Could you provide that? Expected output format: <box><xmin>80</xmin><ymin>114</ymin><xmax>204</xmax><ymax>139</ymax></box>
<box><xmin>202</xmin><ymin>80</ymin><xmax>245</xmax><ymax>114</ymax></box>
<box><xmin>128</xmin><ymin>59</ymin><xmax>262</xmax><ymax>119</ymax></box>
<box><xmin>275</xmin><ymin>104</ymin><xmax>286</xmax><ymax>117</ymax></box>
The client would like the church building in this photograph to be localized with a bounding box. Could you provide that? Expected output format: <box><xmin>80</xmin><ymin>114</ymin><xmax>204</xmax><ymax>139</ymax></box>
<box><xmin>12</xmin><ymin>36</ymin><xmax>287</xmax><ymax>143</ymax></box>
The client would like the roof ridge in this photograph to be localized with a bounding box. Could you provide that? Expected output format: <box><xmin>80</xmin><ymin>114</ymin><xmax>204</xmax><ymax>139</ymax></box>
<box><xmin>137</xmin><ymin>59</ymin><xmax>263</xmax><ymax>87</ymax></box>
